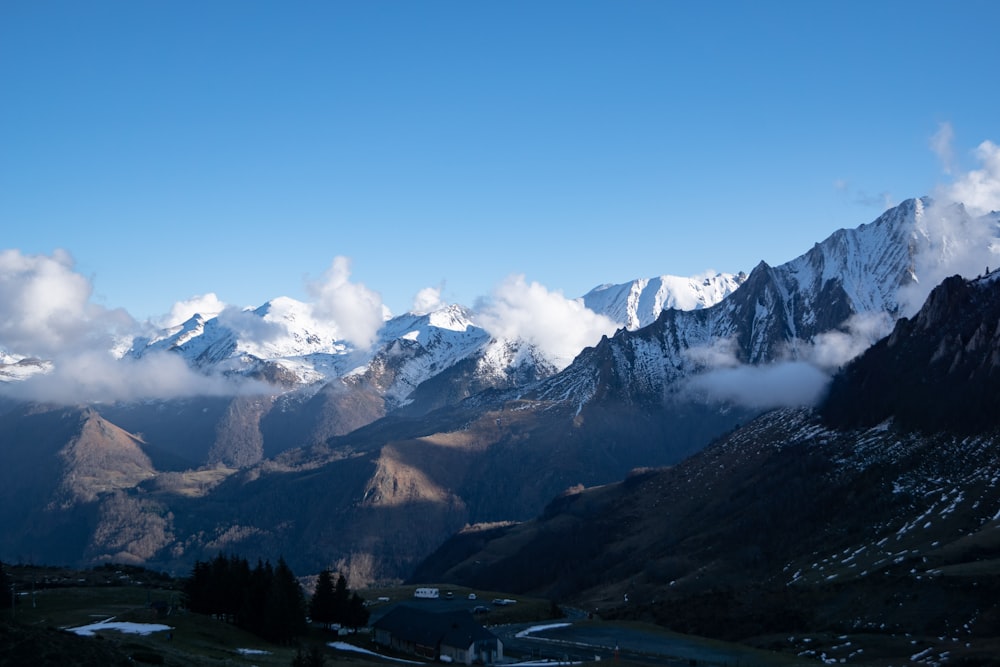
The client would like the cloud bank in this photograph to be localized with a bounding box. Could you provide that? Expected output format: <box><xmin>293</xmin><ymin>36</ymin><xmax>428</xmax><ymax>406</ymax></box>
<box><xmin>5</xmin><ymin>350</ymin><xmax>262</xmax><ymax>405</ymax></box>
<box><xmin>684</xmin><ymin>313</ymin><xmax>894</xmax><ymax>411</ymax></box>
<box><xmin>476</xmin><ymin>275</ymin><xmax>618</xmax><ymax>370</ymax></box>
<box><xmin>0</xmin><ymin>250</ymin><xmax>266</xmax><ymax>404</ymax></box>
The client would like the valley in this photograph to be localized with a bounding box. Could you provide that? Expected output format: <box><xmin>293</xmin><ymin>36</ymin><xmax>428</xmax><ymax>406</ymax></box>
<box><xmin>2</xmin><ymin>198</ymin><xmax>1000</xmax><ymax>665</ymax></box>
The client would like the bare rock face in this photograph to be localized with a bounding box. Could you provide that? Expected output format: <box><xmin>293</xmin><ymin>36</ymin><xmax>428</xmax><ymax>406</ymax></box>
<box><xmin>823</xmin><ymin>271</ymin><xmax>1000</xmax><ymax>433</ymax></box>
<box><xmin>409</xmin><ymin>271</ymin><xmax>1000</xmax><ymax>661</ymax></box>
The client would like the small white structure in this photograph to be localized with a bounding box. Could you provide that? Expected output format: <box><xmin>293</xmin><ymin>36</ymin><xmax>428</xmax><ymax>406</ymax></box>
<box><xmin>414</xmin><ymin>587</ymin><xmax>440</xmax><ymax>599</ymax></box>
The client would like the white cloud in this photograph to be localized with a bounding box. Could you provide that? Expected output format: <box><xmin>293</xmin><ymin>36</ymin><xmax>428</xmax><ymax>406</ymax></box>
<box><xmin>930</xmin><ymin>121</ymin><xmax>956</xmax><ymax>175</ymax></box>
<box><xmin>411</xmin><ymin>285</ymin><xmax>444</xmax><ymax>315</ymax></box>
<box><xmin>890</xmin><ymin>133</ymin><xmax>1000</xmax><ymax>315</ymax></box>
<box><xmin>797</xmin><ymin>312</ymin><xmax>893</xmax><ymax>370</ymax></box>
<box><xmin>0</xmin><ymin>249</ymin><xmax>271</xmax><ymax>405</ymax></box>
<box><xmin>2</xmin><ymin>349</ymin><xmax>266</xmax><ymax>405</ymax></box>
<box><xmin>0</xmin><ymin>249</ymin><xmax>133</xmax><ymax>358</ymax></box>
<box><xmin>686</xmin><ymin>361</ymin><xmax>830</xmax><ymax>410</ymax></box>
<box><xmin>899</xmin><ymin>199</ymin><xmax>1000</xmax><ymax>315</ymax></box>
<box><xmin>308</xmin><ymin>256</ymin><xmax>386</xmax><ymax>349</ymax></box>
<box><xmin>683</xmin><ymin>336</ymin><xmax>740</xmax><ymax>369</ymax></box>
<box><xmin>942</xmin><ymin>139</ymin><xmax>1000</xmax><ymax>216</ymax></box>
<box><xmin>476</xmin><ymin>275</ymin><xmax>618</xmax><ymax>371</ymax></box>
<box><xmin>682</xmin><ymin>313</ymin><xmax>893</xmax><ymax>411</ymax></box>
<box><xmin>217</xmin><ymin>305</ymin><xmax>288</xmax><ymax>343</ymax></box>
<box><xmin>158</xmin><ymin>293</ymin><xmax>227</xmax><ymax>328</ymax></box>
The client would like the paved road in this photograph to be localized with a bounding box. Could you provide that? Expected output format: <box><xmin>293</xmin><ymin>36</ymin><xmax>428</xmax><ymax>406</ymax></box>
<box><xmin>494</xmin><ymin>620</ymin><xmax>786</xmax><ymax>667</ymax></box>
<box><xmin>364</xmin><ymin>598</ymin><xmax>786</xmax><ymax>666</ymax></box>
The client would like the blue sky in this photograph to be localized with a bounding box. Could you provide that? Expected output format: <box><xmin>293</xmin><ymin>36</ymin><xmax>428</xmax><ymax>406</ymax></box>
<box><xmin>2</xmin><ymin>0</ymin><xmax>998</xmax><ymax>322</ymax></box>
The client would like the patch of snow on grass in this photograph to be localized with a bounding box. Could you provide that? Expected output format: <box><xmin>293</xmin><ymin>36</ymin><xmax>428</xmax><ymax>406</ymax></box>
<box><xmin>67</xmin><ymin>617</ymin><xmax>172</xmax><ymax>637</ymax></box>
<box><xmin>329</xmin><ymin>641</ymin><xmax>423</xmax><ymax>664</ymax></box>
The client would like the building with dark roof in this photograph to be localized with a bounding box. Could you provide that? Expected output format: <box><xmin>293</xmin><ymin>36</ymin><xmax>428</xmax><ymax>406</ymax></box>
<box><xmin>372</xmin><ymin>605</ymin><xmax>503</xmax><ymax>664</ymax></box>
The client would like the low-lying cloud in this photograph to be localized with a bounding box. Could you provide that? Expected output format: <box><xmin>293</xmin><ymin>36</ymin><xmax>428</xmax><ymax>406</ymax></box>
<box><xmin>0</xmin><ymin>250</ymin><xmax>269</xmax><ymax>405</ymax></box>
<box><xmin>687</xmin><ymin>361</ymin><xmax>830</xmax><ymax>410</ymax></box>
<box><xmin>684</xmin><ymin>313</ymin><xmax>894</xmax><ymax>411</ymax></box>
<box><xmin>476</xmin><ymin>275</ymin><xmax>618</xmax><ymax>370</ymax></box>
<box><xmin>3</xmin><ymin>350</ymin><xmax>266</xmax><ymax>405</ymax></box>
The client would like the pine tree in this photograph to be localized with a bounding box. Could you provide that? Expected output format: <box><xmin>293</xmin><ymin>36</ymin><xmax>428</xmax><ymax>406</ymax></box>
<box><xmin>309</xmin><ymin>569</ymin><xmax>337</xmax><ymax>630</ymax></box>
<box><xmin>332</xmin><ymin>573</ymin><xmax>349</xmax><ymax>626</ymax></box>
<box><xmin>345</xmin><ymin>592</ymin><xmax>370</xmax><ymax>630</ymax></box>
<box><xmin>241</xmin><ymin>559</ymin><xmax>272</xmax><ymax>638</ymax></box>
<box><xmin>266</xmin><ymin>557</ymin><xmax>307</xmax><ymax>644</ymax></box>
<box><xmin>183</xmin><ymin>559</ymin><xmax>212</xmax><ymax>614</ymax></box>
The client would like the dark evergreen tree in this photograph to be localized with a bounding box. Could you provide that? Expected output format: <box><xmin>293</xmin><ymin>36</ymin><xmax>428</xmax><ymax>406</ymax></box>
<box><xmin>309</xmin><ymin>569</ymin><xmax>337</xmax><ymax>630</ymax></box>
<box><xmin>183</xmin><ymin>553</ymin><xmax>306</xmax><ymax>644</ymax></box>
<box><xmin>183</xmin><ymin>559</ymin><xmax>212</xmax><ymax>614</ymax></box>
<box><xmin>208</xmin><ymin>553</ymin><xmax>230</xmax><ymax>619</ymax></box>
<box><xmin>332</xmin><ymin>573</ymin><xmax>349</xmax><ymax>625</ymax></box>
<box><xmin>266</xmin><ymin>557</ymin><xmax>308</xmax><ymax>644</ymax></box>
<box><xmin>240</xmin><ymin>559</ymin><xmax>272</xmax><ymax>639</ymax></box>
<box><xmin>344</xmin><ymin>592</ymin><xmax>370</xmax><ymax>630</ymax></box>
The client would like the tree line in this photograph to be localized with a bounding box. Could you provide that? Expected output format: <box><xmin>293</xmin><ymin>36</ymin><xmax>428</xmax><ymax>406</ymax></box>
<box><xmin>308</xmin><ymin>569</ymin><xmax>369</xmax><ymax>631</ymax></box>
<box><xmin>182</xmin><ymin>554</ymin><xmax>368</xmax><ymax>645</ymax></box>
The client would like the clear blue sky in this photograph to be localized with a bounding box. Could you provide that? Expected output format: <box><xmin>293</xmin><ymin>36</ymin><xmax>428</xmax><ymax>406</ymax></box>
<box><xmin>2</xmin><ymin>0</ymin><xmax>998</xmax><ymax>321</ymax></box>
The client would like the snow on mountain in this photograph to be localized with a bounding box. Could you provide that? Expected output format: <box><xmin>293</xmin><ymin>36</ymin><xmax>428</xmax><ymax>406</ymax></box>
<box><xmin>582</xmin><ymin>271</ymin><xmax>748</xmax><ymax>330</ymax></box>
<box><xmin>535</xmin><ymin>197</ymin><xmax>1000</xmax><ymax>407</ymax></box>
<box><xmin>354</xmin><ymin>304</ymin><xmax>491</xmax><ymax>404</ymax></box>
<box><xmin>129</xmin><ymin>297</ymin><xmax>359</xmax><ymax>385</ymax></box>
<box><xmin>0</xmin><ymin>351</ymin><xmax>51</xmax><ymax>381</ymax></box>
<box><xmin>6</xmin><ymin>197</ymin><xmax>996</xmax><ymax>415</ymax></box>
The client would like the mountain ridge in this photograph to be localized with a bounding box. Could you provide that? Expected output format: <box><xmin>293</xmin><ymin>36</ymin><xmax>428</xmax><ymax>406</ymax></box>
<box><xmin>411</xmin><ymin>269</ymin><xmax>1000</xmax><ymax>664</ymax></box>
<box><xmin>2</xmin><ymin>196</ymin><xmax>1000</xmax><ymax>593</ymax></box>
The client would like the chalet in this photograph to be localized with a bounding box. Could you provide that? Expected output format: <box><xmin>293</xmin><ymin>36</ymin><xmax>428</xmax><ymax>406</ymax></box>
<box><xmin>372</xmin><ymin>606</ymin><xmax>503</xmax><ymax>665</ymax></box>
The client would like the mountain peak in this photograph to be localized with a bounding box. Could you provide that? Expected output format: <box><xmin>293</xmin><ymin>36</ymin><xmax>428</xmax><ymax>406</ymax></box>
<box><xmin>582</xmin><ymin>270</ymin><xmax>747</xmax><ymax>330</ymax></box>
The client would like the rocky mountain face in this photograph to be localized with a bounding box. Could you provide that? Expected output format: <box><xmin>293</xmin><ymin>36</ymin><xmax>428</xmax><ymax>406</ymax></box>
<box><xmin>823</xmin><ymin>271</ymin><xmax>1000</xmax><ymax>434</ymax></box>
<box><xmin>1</xmin><ymin>198</ymin><xmax>999</xmax><ymax>593</ymax></box>
<box><xmin>412</xmin><ymin>270</ymin><xmax>1000</xmax><ymax>666</ymax></box>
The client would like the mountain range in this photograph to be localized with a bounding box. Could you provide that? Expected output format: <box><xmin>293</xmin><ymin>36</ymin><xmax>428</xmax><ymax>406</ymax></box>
<box><xmin>414</xmin><ymin>268</ymin><xmax>1000</xmax><ymax>665</ymax></box>
<box><xmin>1</xmin><ymin>196</ymin><xmax>998</xmax><ymax>599</ymax></box>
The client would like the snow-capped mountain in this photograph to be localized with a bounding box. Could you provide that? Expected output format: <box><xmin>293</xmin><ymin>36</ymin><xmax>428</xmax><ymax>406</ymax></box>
<box><xmin>4</xmin><ymin>194</ymin><xmax>1000</xmax><ymax>594</ymax></box>
<box><xmin>413</xmin><ymin>268</ymin><xmax>1000</xmax><ymax>666</ymax></box>
<box><xmin>131</xmin><ymin>296</ymin><xmax>360</xmax><ymax>385</ymax></box>
<box><xmin>536</xmin><ymin>197</ymin><xmax>1000</xmax><ymax>406</ymax></box>
<box><xmin>117</xmin><ymin>271</ymin><xmax>753</xmax><ymax>406</ymax></box>
<box><xmin>582</xmin><ymin>271</ymin><xmax>747</xmax><ymax>330</ymax></box>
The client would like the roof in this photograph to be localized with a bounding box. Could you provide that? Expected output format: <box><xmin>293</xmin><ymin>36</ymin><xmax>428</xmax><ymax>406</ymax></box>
<box><xmin>373</xmin><ymin>606</ymin><xmax>498</xmax><ymax>648</ymax></box>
